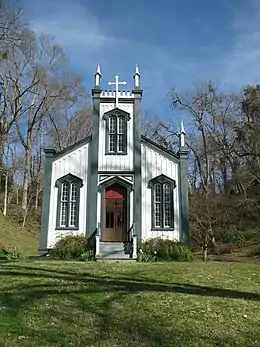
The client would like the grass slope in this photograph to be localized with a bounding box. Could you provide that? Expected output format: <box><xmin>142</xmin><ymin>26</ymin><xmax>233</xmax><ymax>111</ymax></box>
<box><xmin>0</xmin><ymin>214</ymin><xmax>38</xmax><ymax>255</ymax></box>
<box><xmin>0</xmin><ymin>261</ymin><xmax>259</xmax><ymax>347</ymax></box>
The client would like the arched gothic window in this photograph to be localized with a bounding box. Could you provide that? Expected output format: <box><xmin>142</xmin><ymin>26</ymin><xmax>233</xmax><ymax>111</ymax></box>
<box><xmin>148</xmin><ymin>174</ymin><xmax>176</xmax><ymax>229</ymax></box>
<box><xmin>55</xmin><ymin>174</ymin><xmax>83</xmax><ymax>229</ymax></box>
<box><xmin>104</xmin><ymin>108</ymin><xmax>130</xmax><ymax>154</ymax></box>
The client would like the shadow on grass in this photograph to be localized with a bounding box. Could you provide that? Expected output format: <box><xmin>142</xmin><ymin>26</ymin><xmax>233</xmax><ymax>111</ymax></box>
<box><xmin>0</xmin><ymin>263</ymin><xmax>259</xmax><ymax>346</ymax></box>
<box><xmin>1</xmin><ymin>263</ymin><xmax>259</xmax><ymax>302</ymax></box>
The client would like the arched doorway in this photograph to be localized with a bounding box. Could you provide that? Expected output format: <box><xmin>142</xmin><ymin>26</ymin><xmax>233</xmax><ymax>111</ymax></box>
<box><xmin>103</xmin><ymin>183</ymin><xmax>127</xmax><ymax>242</ymax></box>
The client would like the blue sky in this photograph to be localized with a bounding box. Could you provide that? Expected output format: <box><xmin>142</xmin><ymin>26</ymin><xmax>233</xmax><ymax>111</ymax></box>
<box><xmin>20</xmin><ymin>0</ymin><xmax>260</xmax><ymax>121</ymax></box>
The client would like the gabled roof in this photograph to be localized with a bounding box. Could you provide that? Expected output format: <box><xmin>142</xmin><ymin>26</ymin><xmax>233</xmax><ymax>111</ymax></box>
<box><xmin>141</xmin><ymin>135</ymin><xmax>180</xmax><ymax>161</ymax></box>
<box><xmin>48</xmin><ymin>133</ymin><xmax>180</xmax><ymax>162</ymax></box>
<box><xmin>103</xmin><ymin>107</ymin><xmax>130</xmax><ymax>120</ymax></box>
<box><xmin>55</xmin><ymin>173</ymin><xmax>84</xmax><ymax>187</ymax></box>
<box><xmin>148</xmin><ymin>174</ymin><xmax>176</xmax><ymax>188</ymax></box>
<box><xmin>53</xmin><ymin>135</ymin><xmax>92</xmax><ymax>160</ymax></box>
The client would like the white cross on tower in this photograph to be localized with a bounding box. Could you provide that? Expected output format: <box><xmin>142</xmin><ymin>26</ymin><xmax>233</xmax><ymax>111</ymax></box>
<box><xmin>108</xmin><ymin>75</ymin><xmax>127</xmax><ymax>108</ymax></box>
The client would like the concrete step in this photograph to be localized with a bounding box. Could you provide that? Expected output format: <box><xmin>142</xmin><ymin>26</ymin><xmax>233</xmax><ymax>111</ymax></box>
<box><xmin>99</xmin><ymin>242</ymin><xmax>132</xmax><ymax>259</ymax></box>
<box><xmin>96</xmin><ymin>258</ymin><xmax>136</xmax><ymax>263</ymax></box>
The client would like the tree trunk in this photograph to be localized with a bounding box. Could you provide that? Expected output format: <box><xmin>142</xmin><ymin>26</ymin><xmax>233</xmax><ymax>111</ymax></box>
<box><xmin>35</xmin><ymin>185</ymin><xmax>39</xmax><ymax>211</ymax></box>
<box><xmin>22</xmin><ymin>145</ymin><xmax>31</xmax><ymax>210</ymax></box>
<box><xmin>3</xmin><ymin>171</ymin><xmax>8</xmax><ymax>216</ymax></box>
<box><xmin>8</xmin><ymin>189</ymin><xmax>13</xmax><ymax>204</ymax></box>
<box><xmin>202</xmin><ymin>246</ymin><xmax>208</xmax><ymax>260</ymax></box>
<box><xmin>16</xmin><ymin>186</ymin><xmax>19</xmax><ymax>204</ymax></box>
<box><xmin>211</xmin><ymin>236</ymin><xmax>217</xmax><ymax>248</ymax></box>
<box><xmin>0</xmin><ymin>130</ymin><xmax>6</xmax><ymax>171</ymax></box>
<box><xmin>22</xmin><ymin>206</ymin><xmax>28</xmax><ymax>228</ymax></box>
<box><xmin>0</xmin><ymin>137</ymin><xmax>4</xmax><ymax>191</ymax></box>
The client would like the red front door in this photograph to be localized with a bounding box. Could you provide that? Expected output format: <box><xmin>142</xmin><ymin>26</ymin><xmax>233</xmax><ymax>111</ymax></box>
<box><xmin>103</xmin><ymin>184</ymin><xmax>127</xmax><ymax>242</ymax></box>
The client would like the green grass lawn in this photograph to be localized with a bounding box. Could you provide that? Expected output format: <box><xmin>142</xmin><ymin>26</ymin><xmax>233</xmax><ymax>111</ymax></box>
<box><xmin>0</xmin><ymin>261</ymin><xmax>259</xmax><ymax>347</ymax></box>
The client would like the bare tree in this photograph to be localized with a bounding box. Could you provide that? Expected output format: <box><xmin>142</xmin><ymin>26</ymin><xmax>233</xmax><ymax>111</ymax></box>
<box><xmin>141</xmin><ymin>112</ymin><xmax>178</xmax><ymax>150</ymax></box>
<box><xmin>48</xmin><ymin>105</ymin><xmax>92</xmax><ymax>150</ymax></box>
<box><xmin>171</xmin><ymin>82</ymin><xmax>239</xmax><ymax>194</ymax></box>
<box><xmin>0</xmin><ymin>0</ymin><xmax>23</xmax><ymax>44</ymax></box>
<box><xmin>167</xmin><ymin>82</ymin><xmax>246</xmax><ymax>257</ymax></box>
<box><xmin>5</xmin><ymin>32</ymin><xmax>84</xmax><ymax>211</ymax></box>
<box><xmin>0</xmin><ymin>0</ymin><xmax>25</xmax><ymax>172</ymax></box>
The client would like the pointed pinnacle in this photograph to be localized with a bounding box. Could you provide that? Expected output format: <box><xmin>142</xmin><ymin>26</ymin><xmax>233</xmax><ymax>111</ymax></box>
<box><xmin>96</xmin><ymin>64</ymin><xmax>101</xmax><ymax>75</ymax></box>
<box><xmin>135</xmin><ymin>64</ymin><xmax>140</xmax><ymax>75</ymax></box>
<box><xmin>179</xmin><ymin>120</ymin><xmax>186</xmax><ymax>135</ymax></box>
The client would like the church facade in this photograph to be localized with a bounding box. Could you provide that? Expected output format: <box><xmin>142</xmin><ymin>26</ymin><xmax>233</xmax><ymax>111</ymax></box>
<box><xmin>39</xmin><ymin>66</ymin><xmax>189</xmax><ymax>259</ymax></box>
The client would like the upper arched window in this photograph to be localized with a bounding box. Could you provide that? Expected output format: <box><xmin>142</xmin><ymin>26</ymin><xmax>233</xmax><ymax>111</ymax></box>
<box><xmin>104</xmin><ymin>108</ymin><xmax>130</xmax><ymax>155</ymax></box>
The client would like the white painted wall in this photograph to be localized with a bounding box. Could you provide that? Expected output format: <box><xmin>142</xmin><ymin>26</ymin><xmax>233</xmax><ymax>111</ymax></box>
<box><xmin>47</xmin><ymin>143</ymin><xmax>89</xmax><ymax>248</ymax></box>
<box><xmin>98</xmin><ymin>101</ymin><xmax>134</xmax><ymax>171</ymax></box>
<box><xmin>141</xmin><ymin>141</ymin><xmax>180</xmax><ymax>241</ymax></box>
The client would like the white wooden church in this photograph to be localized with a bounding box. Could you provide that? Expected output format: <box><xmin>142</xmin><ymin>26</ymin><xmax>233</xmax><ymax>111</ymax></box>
<box><xmin>40</xmin><ymin>66</ymin><xmax>189</xmax><ymax>259</ymax></box>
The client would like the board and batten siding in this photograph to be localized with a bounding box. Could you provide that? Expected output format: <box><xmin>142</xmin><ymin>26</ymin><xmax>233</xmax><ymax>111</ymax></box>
<box><xmin>141</xmin><ymin>142</ymin><xmax>180</xmax><ymax>241</ymax></box>
<box><xmin>98</xmin><ymin>102</ymin><xmax>134</xmax><ymax>171</ymax></box>
<box><xmin>47</xmin><ymin>143</ymin><xmax>89</xmax><ymax>248</ymax></box>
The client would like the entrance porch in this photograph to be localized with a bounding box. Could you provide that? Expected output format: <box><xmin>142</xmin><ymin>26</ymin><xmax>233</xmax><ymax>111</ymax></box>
<box><xmin>103</xmin><ymin>183</ymin><xmax>128</xmax><ymax>242</ymax></box>
<box><xmin>95</xmin><ymin>177</ymin><xmax>137</xmax><ymax>259</ymax></box>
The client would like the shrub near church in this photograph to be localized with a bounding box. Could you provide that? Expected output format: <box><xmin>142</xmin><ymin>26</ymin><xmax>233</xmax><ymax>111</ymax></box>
<box><xmin>137</xmin><ymin>238</ymin><xmax>194</xmax><ymax>262</ymax></box>
<box><xmin>51</xmin><ymin>235</ymin><xmax>93</xmax><ymax>261</ymax></box>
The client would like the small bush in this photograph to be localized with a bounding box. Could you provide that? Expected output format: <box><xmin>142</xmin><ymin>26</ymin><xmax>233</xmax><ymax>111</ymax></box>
<box><xmin>51</xmin><ymin>235</ymin><xmax>92</xmax><ymax>260</ymax></box>
<box><xmin>0</xmin><ymin>248</ymin><xmax>9</xmax><ymax>260</ymax></box>
<box><xmin>247</xmin><ymin>245</ymin><xmax>260</xmax><ymax>258</ymax></box>
<box><xmin>78</xmin><ymin>250</ymin><xmax>95</xmax><ymax>262</ymax></box>
<box><xmin>213</xmin><ymin>243</ymin><xmax>236</xmax><ymax>255</ymax></box>
<box><xmin>137</xmin><ymin>238</ymin><xmax>194</xmax><ymax>262</ymax></box>
<box><xmin>6</xmin><ymin>250</ymin><xmax>26</xmax><ymax>261</ymax></box>
<box><xmin>137</xmin><ymin>250</ymin><xmax>157</xmax><ymax>262</ymax></box>
<box><xmin>221</xmin><ymin>226</ymin><xmax>246</xmax><ymax>247</ymax></box>
<box><xmin>0</xmin><ymin>248</ymin><xmax>26</xmax><ymax>261</ymax></box>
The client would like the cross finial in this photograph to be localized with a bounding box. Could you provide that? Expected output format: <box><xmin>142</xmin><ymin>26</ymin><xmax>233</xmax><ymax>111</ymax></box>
<box><xmin>108</xmin><ymin>75</ymin><xmax>127</xmax><ymax>108</ymax></box>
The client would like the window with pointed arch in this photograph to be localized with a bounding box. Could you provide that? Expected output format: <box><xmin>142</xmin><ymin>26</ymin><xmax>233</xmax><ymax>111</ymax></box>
<box><xmin>103</xmin><ymin>109</ymin><xmax>130</xmax><ymax>155</ymax></box>
<box><xmin>55</xmin><ymin>174</ymin><xmax>83</xmax><ymax>229</ymax></box>
<box><xmin>148</xmin><ymin>175</ymin><xmax>176</xmax><ymax>229</ymax></box>
<box><xmin>108</xmin><ymin>115</ymin><xmax>126</xmax><ymax>153</ymax></box>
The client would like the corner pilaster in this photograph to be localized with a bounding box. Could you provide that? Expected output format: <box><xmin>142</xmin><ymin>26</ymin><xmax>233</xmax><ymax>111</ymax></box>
<box><xmin>39</xmin><ymin>148</ymin><xmax>56</xmax><ymax>251</ymax></box>
<box><xmin>86</xmin><ymin>88</ymin><xmax>102</xmax><ymax>235</ymax></box>
<box><xmin>132</xmin><ymin>87</ymin><xmax>143</xmax><ymax>240</ymax></box>
<box><xmin>178</xmin><ymin>148</ymin><xmax>189</xmax><ymax>245</ymax></box>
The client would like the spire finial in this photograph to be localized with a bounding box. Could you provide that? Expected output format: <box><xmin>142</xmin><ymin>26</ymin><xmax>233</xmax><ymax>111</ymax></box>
<box><xmin>133</xmin><ymin>64</ymin><xmax>140</xmax><ymax>88</ymax></box>
<box><xmin>94</xmin><ymin>64</ymin><xmax>101</xmax><ymax>88</ymax></box>
<box><xmin>180</xmin><ymin>120</ymin><xmax>186</xmax><ymax>135</ymax></box>
<box><xmin>179</xmin><ymin>120</ymin><xmax>186</xmax><ymax>148</ymax></box>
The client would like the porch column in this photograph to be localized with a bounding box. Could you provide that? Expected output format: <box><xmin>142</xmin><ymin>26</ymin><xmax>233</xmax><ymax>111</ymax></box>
<box><xmin>39</xmin><ymin>148</ymin><xmax>56</xmax><ymax>252</ymax></box>
<box><xmin>132</xmin><ymin>227</ymin><xmax>137</xmax><ymax>259</ymax></box>
<box><xmin>132</xmin><ymin>86</ymin><xmax>143</xmax><ymax>240</ymax></box>
<box><xmin>86</xmin><ymin>87</ymin><xmax>101</xmax><ymax>235</ymax></box>
<box><xmin>178</xmin><ymin>148</ymin><xmax>189</xmax><ymax>245</ymax></box>
<box><xmin>95</xmin><ymin>223</ymin><xmax>101</xmax><ymax>256</ymax></box>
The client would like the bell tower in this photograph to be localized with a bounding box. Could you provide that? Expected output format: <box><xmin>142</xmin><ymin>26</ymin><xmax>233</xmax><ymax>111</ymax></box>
<box><xmin>86</xmin><ymin>65</ymin><xmax>143</xmax><ymax>237</ymax></box>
